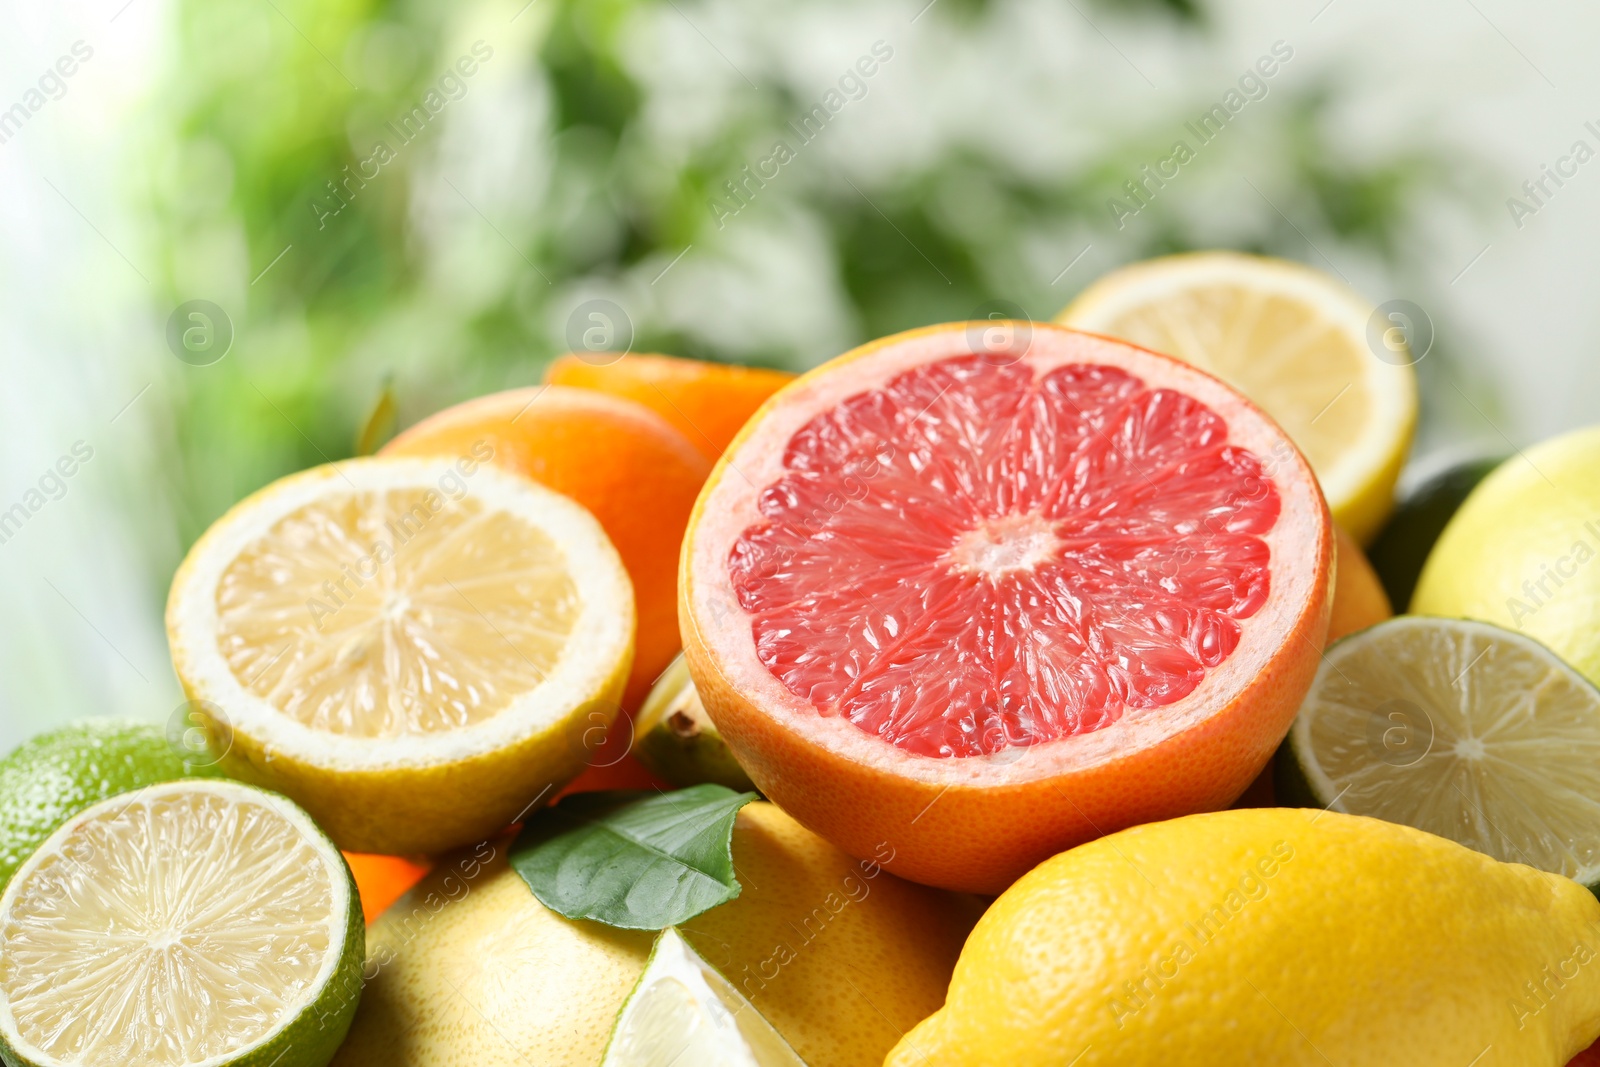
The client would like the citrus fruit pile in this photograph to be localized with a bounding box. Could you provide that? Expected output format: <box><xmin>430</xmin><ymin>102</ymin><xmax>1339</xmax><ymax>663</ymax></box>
<box><xmin>9</xmin><ymin>254</ymin><xmax>1600</xmax><ymax>1066</ymax></box>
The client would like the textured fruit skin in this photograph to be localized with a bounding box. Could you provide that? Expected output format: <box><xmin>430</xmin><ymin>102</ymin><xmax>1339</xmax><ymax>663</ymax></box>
<box><xmin>0</xmin><ymin>781</ymin><xmax>365</xmax><ymax>1067</ymax></box>
<box><xmin>546</xmin><ymin>353</ymin><xmax>795</xmax><ymax>462</ymax></box>
<box><xmin>1328</xmin><ymin>523</ymin><xmax>1392</xmax><ymax>641</ymax></box>
<box><xmin>331</xmin><ymin>803</ymin><xmax>978</xmax><ymax>1067</ymax></box>
<box><xmin>385</xmin><ymin>385</ymin><xmax>710</xmax><ymax>710</ymax></box>
<box><xmin>681</xmin><ymin>323</ymin><xmax>1333</xmax><ymax>894</ymax></box>
<box><xmin>0</xmin><ymin>719</ymin><xmax>219</xmax><ymax>891</ymax></box>
<box><xmin>1367</xmin><ymin>454</ymin><xmax>1502</xmax><ymax>609</ymax></box>
<box><xmin>1412</xmin><ymin>429</ymin><xmax>1600</xmax><ymax>686</ymax></box>
<box><xmin>888</xmin><ymin>808</ymin><xmax>1600</xmax><ymax>1067</ymax></box>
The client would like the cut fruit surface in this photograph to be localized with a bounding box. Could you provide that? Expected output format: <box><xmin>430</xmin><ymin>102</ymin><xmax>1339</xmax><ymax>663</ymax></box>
<box><xmin>167</xmin><ymin>456</ymin><xmax>634</xmax><ymax>855</ymax></box>
<box><xmin>0</xmin><ymin>779</ymin><xmax>362</xmax><ymax>1067</ymax></box>
<box><xmin>682</xmin><ymin>322</ymin><xmax>1332</xmax><ymax>892</ymax></box>
<box><xmin>1282</xmin><ymin>616</ymin><xmax>1600</xmax><ymax>887</ymax></box>
<box><xmin>601</xmin><ymin>927</ymin><xmax>806</xmax><ymax>1067</ymax></box>
<box><xmin>1058</xmin><ymin>252</ymin><xmax>1416</xmax><ymax>544</ymax></box>
<box><xmin>732</xmin><ymin>355</ymin><xmax>1280</xmax><ymax>759</ymax></box>
<box><xmin>383</xmin><ymin>385</ymin><xmax>709</xmax><ymax>711</ymax></box>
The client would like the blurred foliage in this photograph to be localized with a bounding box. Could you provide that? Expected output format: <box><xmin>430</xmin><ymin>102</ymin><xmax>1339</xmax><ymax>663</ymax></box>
<box><xmin>151</xmin><ymin>0</ymin><xmax>1462</xmax><ymax>546</ymax></box>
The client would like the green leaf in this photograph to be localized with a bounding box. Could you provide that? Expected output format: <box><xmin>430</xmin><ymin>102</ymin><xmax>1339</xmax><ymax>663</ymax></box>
<box><xmin>509</xmin><ymin>785</ymin><xmax>759</xmax><ymax>930</ymax></box>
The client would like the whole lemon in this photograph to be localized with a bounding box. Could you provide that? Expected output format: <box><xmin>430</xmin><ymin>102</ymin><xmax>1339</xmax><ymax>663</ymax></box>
<box><xmin>1412</xmin><ymin>429</ymin><xmax>1600</xmax><ymax>686</ymax></box>
<box><xmin>332</xmin><ymin>802</ymin><xmax>978</xmax><ymax>1067</ymax></box>
<box><xmin>887</xmin><ymin>808</ymin><xmax>1600</xmax><ymax>1066</ymax></box>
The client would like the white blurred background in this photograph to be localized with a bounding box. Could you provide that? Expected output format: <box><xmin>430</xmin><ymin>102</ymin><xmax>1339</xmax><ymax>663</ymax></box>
<box><xmin>0</xmin><ymin>0</ymin><xmax>1594</xmax><ymax>749</ymax></box>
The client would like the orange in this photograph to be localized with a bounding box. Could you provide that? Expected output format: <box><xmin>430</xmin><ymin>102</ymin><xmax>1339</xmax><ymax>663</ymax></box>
<box><xmin>681</xmin><ymin>322</ymin><xmax>1332</xmax><ymax>893</ymax></box>
<box><xmin>1329</xmin><ymin>521</ymin><xmax>1392</xmax><ymax>641</ymax></box>
<box><xmin>344</xmin><ymin>852</ymin><xmax>431</xmax><ymax>923</ymax></box>
<box><xmin>546</xmin><ymin>353</ymin><xmax>794</xmax><ymax>461</ymax></box>
<box><xmin>384</xmin><ymin>386</ymin><xmax>711</xmax><ymax>710</ymax></box>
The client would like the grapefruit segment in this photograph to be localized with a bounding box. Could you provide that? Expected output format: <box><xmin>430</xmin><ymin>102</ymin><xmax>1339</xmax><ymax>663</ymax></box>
<box><xmin>682</xmin><ymin>323</ymin><xmax>1332</xmax><ymax>892</ymax></box>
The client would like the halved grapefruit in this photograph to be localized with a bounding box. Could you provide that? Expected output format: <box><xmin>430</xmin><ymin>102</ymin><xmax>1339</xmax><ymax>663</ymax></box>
<box><xmin>680</xmin><ymin>322</ymin><xmax>1332</xmax><ymax>892</ymax></box>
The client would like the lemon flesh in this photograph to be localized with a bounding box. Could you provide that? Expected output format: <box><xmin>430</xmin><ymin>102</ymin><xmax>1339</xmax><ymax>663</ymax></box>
<box><xmin>602</xmin><ymin>927</ymin><xmax>806</xmax><ymax>1067</ymax></box>
<box><xmin>166</xmin><ymin>456</ymin><xmax>635</xmax><ymax>855</ymax></box>
<box><xmin>1285</xmin><ymin>616</ymin><xmax>1600</xmax><ymax>886</ymax></box>
<box><xmin>0</xmin><ymin>779</ymin><xmax>362</xmax><ymax>1067</ymax></box>
<box><xmin>1058</xmin><ymin>251</ymin><xmax>1416</xmax><ymax>543</ymax></box>
<box><xmin>216</xmin><ymin>488</ymin><xmax>579</xmax><ymax>737</ymax></box>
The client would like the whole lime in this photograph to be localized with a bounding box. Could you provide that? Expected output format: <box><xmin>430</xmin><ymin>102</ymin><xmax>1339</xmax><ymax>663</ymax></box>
<box><xmin>1365</xmin><ymin>453</ymin><xmax>1503</xmax><ymax>610</ymax></box>
<box><xmin>0</xmin><ymin>718</ymin><xmax>219</xmax><ymax>889</ymax></box>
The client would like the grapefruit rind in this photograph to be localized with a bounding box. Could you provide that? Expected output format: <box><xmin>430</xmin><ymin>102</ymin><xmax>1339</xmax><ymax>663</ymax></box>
<box><xmin>681</xmin><ymin>322</ymin><xmax>1332</xmax><ymax>891</ymax></box>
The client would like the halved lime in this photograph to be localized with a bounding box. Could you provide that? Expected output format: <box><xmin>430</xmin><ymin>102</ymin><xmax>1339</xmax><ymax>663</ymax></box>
<box><xmin>0</xmin><ymin>779</ymin><xmax>363</xmax><ymax>1067</ymax></box>
<box><xmin>601</xmin><ymin>926</ymin><xmax>806</xmax><ymax>1067</ymax></box>
<box><xmin>1280</xmin><ymin>616</ymin><xmax>1600</xmax><ymax>887</ymax></box>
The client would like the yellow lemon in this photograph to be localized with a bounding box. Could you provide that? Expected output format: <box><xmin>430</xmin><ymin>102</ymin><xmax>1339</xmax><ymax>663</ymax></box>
<box><xmin>888</xmin><ymin>808</ymin><xmax>1600</xmax><ymax>1066</ymax></box>
<box><xmin>1058</xmin><ymin>252</ymin><xmax>1417</xmax><ymax>543</ymax></box>
<box><xmin>332</xmin><ymin>802</ymin><xmax>978</xmax><ymax>1067</ymax></box>
<box><xmin>166</xmin><ymin>455</ymin><xmax>635</xmax><ymax>855</ymax></box>
<box><xmin>1412</xmin><ymin>428</ymin><xmax>1600</xmax><ymax>687</ymax></box>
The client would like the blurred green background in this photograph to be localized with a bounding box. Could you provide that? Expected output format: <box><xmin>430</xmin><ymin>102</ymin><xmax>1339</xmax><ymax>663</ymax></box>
<box><xmin>5</xmin><ymin>0</ymin><xmax>1588</xmax><ymax>745</ymax></box>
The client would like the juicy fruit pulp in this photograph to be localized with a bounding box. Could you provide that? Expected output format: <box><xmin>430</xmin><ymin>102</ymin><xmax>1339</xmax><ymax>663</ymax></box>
<box><xmin>683</xmin><ymin>323</ymin><xmax>1331</xmax><ymax>892</ymax></box>
<box><xmin>1284</xmin><ymin>617</ymin><xmax>1600</xmax><ymax>885</ymax></box>
<box><xmin>167</xmin><ymin>457</ymin><xmax>634</xmax><ymax>855</ymax></box>
<box><xmin>0</xmin><ymin>780</ymin><xmax>360</xmax><ymax>1067</ymax></box>
<box><xmin>601</xmin><ymin>928</ymin><xmax>805</xmax><ymax>1067</ymax></box>
<box><xmin>218</xmin><ymin>488</ymin><xmax>578</xmax><ymax>737</ymax></box>
<box><xmin>731</xmin><ymin>354</ymin><xmax>1280</xmax><ymax>758</ymax></box>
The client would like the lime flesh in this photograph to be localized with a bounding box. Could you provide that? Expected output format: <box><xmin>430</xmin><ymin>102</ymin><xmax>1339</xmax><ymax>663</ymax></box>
<box><xmin>0</xmin><ymin>779</ymin><xmax>363</xmax><ymax>1067</ymax></box>
<box><xmin>1283</xmin><ymin>616</ymin><xmax>1600</xmax><ymax>888</ymax></box>
<box><xmin>602</xmin><ymin>927</ymin><xmax>806</xmax><ymax>1067</ymax></box>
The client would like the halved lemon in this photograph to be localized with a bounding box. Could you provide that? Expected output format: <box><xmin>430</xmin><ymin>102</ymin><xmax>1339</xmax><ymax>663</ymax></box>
<box><xmin>601</xmin><ymin>927</ymin><xmax>806</xmax><ymax>1067</ymax></box>
<box><xmin>1058</xmin><ymin>251</ymin><xmax>1417</xmax><ymax>543</ymax></box>
<box><xmin>0</xmin><ymin>779</ymin><xmax>363</xmax><ymax>1067</ymax></box>
<box><xmin>1281</xmin><ymin>616</ymin><xmax>1600</xmax><ymax>888</ymax></box>
<box><xmin>166</xmin><ymin>456</ymin><xmax>635</xmax><ymax>855</ymax></box>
